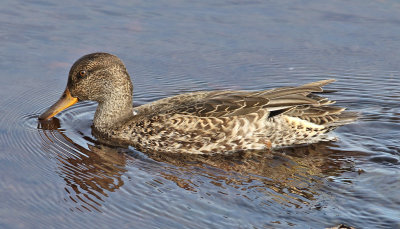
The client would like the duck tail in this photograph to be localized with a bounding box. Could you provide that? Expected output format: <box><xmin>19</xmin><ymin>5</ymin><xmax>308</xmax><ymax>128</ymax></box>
<box><xmin>328</xmin><ymin>111</ymin><xmax>359</xmax><ymax>127</ymax></box>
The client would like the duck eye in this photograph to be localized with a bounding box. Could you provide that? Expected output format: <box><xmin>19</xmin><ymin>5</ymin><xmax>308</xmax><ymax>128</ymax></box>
<box><xmin>79</xmin><ymin>70</ymin><xmax>87</xmax><ymax>78</ymax></box>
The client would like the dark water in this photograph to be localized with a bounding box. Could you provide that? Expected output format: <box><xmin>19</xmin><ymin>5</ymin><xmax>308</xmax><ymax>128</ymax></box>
<box><xmin>1</xmin><ymin>0</ymin><xmax>399</xmax><ymax>228</ymax></box>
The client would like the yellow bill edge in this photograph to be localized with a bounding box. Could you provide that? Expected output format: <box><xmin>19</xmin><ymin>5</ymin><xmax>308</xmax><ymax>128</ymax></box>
<box><xmin>38</xmin><ymin>88</ymin><xmax>78</xmax><ymax>120</ymax></box>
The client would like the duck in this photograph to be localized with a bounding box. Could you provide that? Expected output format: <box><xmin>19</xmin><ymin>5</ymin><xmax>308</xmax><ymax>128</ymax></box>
<box><xmin>39</xmin><ymin>52</ymin><xmax>357</xmax><ymax>155</ymax></box>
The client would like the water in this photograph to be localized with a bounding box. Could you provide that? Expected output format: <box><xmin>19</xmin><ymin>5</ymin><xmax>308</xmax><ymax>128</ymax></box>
<box><xmin>1</xmin><ymin>0</ymin><xmax>399</xmax><ymax>228</ymax></box>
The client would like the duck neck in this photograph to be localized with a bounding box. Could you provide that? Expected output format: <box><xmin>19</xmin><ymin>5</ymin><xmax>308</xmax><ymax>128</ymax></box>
<box><xmin>93</xmin><ymin>93</ymin><xmax>133</xmax><ymax>131</ymax></box>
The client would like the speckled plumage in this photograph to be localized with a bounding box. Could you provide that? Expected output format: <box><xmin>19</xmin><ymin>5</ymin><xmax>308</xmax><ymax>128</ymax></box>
<box><xmin>40</xmin><ymin>53</ymin><xmax>358</xmax><ymax>154</ymax></box>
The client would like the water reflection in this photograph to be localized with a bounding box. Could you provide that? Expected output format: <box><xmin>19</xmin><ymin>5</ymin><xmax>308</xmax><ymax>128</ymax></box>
<box><xmin>149</xmin><ymin>143</ymin><xmax>355</xmax><ymax>208</ymax></box>
<box><xmin>38</xmin><ymin>118</ymin><xmax>355</xmax><ymax>212</ymax></box>
<box><xmin>38</xmin><ymin>118</ymin><xmax>128</xmax><ymax>212</ymax></box>
<box><xmin>60</xmin><ymin>144</ymin><xmax>127</xmax><ymax>212</ymax></box>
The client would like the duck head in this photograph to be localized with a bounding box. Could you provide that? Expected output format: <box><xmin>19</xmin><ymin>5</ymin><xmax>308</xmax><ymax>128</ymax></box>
<box><xmin>39</xmin><ymin>53</ymin><xmax>133</xmax><ymax>122</ymax></box>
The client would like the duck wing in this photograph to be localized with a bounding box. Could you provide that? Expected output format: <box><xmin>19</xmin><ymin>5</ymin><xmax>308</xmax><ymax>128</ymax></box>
<box><xmin>136</xmin><ymin>79</ymin><xmax>357</xmax><ymax>127</ymax></box>
<box><xmin>170</xmin><ymin>79</ymin><xmax>337</xmax><ymax>118</ymax></box>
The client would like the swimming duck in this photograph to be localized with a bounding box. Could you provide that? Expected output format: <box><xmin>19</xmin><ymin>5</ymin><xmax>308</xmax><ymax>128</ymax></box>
<box><xmin>39</xmin><ymin>53</ymin><xmax>357</xmax><ymax>154</ymax></box>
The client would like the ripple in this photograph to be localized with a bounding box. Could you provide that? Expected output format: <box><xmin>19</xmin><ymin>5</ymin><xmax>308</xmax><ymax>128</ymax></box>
<box><xmin>0</xmin><ymin>82</ymin><xmax>116</xmax><ymax>213</ymax></box>
<box><xmin>369</xmin><ymin>156</ymin><xmax>399</xmax><ymax>166</ymax></box>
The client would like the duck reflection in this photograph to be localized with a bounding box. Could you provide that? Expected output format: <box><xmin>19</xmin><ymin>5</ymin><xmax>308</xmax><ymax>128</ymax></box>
<box><xmin>148</xmin><ymin>143</ymin><xmax>354</xmax><ymax>208</ymax></box>
<box><xmin>38</xmin><ymin>118</ymin><xmax>355</xmax><ymax>212</ymax></box>
<box><xmin>38</xmin><ymin>118</ymin><xmax>129</xmax><ymax>212</ymax></box>
<box><xmin>58</xmin><ymin>144</ymin><xmax>128</xmax><ymax>212</ymax></box>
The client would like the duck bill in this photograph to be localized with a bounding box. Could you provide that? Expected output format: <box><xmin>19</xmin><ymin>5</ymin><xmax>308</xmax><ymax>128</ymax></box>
<box><xmin>38</xmin><ymin>88</ymin><xmax>78</xmax><ymax>120</ymax></box>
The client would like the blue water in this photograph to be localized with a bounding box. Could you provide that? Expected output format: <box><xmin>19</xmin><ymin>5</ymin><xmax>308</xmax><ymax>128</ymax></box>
<box><xmin>0</xmin><ymin>0</ymin><xmax>399</xmax><ymax>228</ymax></box>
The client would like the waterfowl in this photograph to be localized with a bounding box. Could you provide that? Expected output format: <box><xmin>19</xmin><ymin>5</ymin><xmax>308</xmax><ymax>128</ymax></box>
<box><xmin>39</xmin><ymin>53</ymin><xmax>357</xmax><ymax>154</ymax></box>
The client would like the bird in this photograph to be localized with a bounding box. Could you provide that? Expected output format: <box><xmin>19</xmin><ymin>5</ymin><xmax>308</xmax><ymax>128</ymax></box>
<box><xmin>39</xmin><ymin>52</ymin><xmax>358</xmax><ymax>155</ymax></box>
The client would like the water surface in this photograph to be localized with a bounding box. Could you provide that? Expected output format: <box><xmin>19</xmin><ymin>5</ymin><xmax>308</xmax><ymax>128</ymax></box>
<box><xmin>0</xmin><ymin>0</ymin><xmax>399</xmax><ymax>228</ymax></box>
